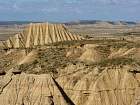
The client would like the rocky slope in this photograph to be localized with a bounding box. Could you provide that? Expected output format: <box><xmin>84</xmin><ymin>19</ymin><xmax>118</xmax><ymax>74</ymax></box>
<box><xmin>0</xmin><ymin>23</ymin><xmax>81</xmax><ymax>49</ymax></box>
<box><xmin>0</xmin><ymin>22</ymin><xmax>140</xmax><ymax>105</ymax></box>
<box><xmin>0</xmin><ymin>64</ymin><xmax>140</xmax><ymax>105</ymax></box>
<box><xmin>0</xmin><ymin>39</ymin><xmax>140</xmax><ymax>105</ymax></box>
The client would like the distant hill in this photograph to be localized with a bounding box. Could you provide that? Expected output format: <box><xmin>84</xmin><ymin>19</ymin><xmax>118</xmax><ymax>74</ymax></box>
<box><xmin>0</xmin><ymin>20</ymin><xmax>137</xmax><ymax>26</ymax></box>
<box><xmin>64</xmin><ymin>20</ymin><xmax>99</xmax><ymax>25</ymax></box>
<box><xmin>64</xmin><ymin>20</ymin><xmax>137</xmax><ymax>26</ymax></box>
<box><xmin>0</xmin><ymin>21</ymin><xmax>42</xmax><ymax>25</ymax></box>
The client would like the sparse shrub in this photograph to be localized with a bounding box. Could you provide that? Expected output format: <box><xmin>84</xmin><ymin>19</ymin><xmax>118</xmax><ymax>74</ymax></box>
<box><xmin>95</xmin><ymin>57</ymin><xmax>134</xmax><ymax>67</ymax></box>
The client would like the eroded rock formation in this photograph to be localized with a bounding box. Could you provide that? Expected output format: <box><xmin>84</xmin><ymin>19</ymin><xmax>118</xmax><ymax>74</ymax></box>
<box><xmin>0</xmin><ymin>65</ymin><xmax>140</xmax><ymax>105</ymax></box>
<box><xmin>0</xmin><ymin>23</ymin><xmax>81</xmax><ymax>49</ymax></box>
<box><xmin>0</xmin><ymin>25</ymin><xmax>140</xmax><ymax>105</ymax></box>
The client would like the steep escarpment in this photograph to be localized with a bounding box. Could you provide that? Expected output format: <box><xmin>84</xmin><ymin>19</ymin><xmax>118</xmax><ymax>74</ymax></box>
<box><xmin>0</xmin><ymin>65</ymin><xmax>140</xmax><ymax>105</ymax></box>
<box><xmin>0</xmin><ymin>23</ymin><xmax>82</xmax><ymax>49</ymax></box>
<box><xmin>0</xmin><ymin>72</ymin><xmax>74</xmax><ymax>105</ymax></box>
<box><xmin>57</xmin><ymin>65</ymin><xmax>140</xmax><ymax>105</ymax></box>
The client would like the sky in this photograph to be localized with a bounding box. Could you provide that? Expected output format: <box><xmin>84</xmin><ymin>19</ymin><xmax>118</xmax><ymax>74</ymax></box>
<box><xmin>0</xmin><ymin>0</ymin><xmax>140</xmax><ymax>22</ymax></box>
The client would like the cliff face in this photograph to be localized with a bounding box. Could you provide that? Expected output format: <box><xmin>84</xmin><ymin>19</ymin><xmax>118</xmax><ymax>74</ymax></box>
<box><xmin>57</xmin><ymin>65</ymin><xmax>140</xmax><ymax>105</ymax></box>
<box><xmin>0</xmin><ymin>65</ymin><xmax>140</xmax><ymax>105</ymax></box>
<box><xmin>0</xmin><ymin>72</ymin><xmax>72</xmax><ymax>105</ymax></box>
<box><xmin>0</xmin><ymin>23</ymin><xmax>81</xmax><ymax>49</ymax></box>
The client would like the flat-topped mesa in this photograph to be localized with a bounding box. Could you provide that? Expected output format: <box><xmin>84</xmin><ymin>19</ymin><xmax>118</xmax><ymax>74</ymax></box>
<box><xmin>0</xmin><ymin>23</ymin><xmax>82</xmax><ymax>49</ymax></box>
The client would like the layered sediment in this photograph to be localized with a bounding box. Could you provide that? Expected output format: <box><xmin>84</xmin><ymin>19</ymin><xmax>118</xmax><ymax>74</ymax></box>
<box><xmin>0</xmin><ymin>23</ymin><xmax>81</xmax><ymax>49</ymax></box>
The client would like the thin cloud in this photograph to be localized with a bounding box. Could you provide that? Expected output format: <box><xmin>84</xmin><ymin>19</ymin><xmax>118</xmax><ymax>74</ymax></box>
<box><xmin>0</xmin><ymin>0</ymin><xmax>140</xmax><ymax>21</ymax></box>
<box><xmin>41</xmin><ymin>8</ymin><xmax>58</xmax><ymax>13</ymax></box>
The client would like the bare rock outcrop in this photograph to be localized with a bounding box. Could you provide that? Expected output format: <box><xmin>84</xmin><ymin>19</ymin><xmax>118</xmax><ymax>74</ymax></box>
<box><xmin>79</xmin><ymin>44</ymin><xmax>107</xmax><ymax>63</ymax></box>
<box><xmin>0</xmin><ymin>72</ymin><xmax>74</xmax><ymax>105</ymax></box>
<box><xmin>57</xmin><ymin>65</ymin><xmax>140</xmax><ymax>105</ymax></box>
<box><xmin>0</xmin><ymin>65</ymin><xmax>140</xmax><ymax>105</ymax></box>
<box><xmin>0</xmin><ymin>23</ymin><xmax>82</xmax><ymax>49</ymax></box>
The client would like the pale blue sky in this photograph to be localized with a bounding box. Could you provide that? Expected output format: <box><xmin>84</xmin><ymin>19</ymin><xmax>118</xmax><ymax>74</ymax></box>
<box><xmin>0</xmin><ymin>0</ymin><xmax>140</xmax><ymax>22</ymax></box>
